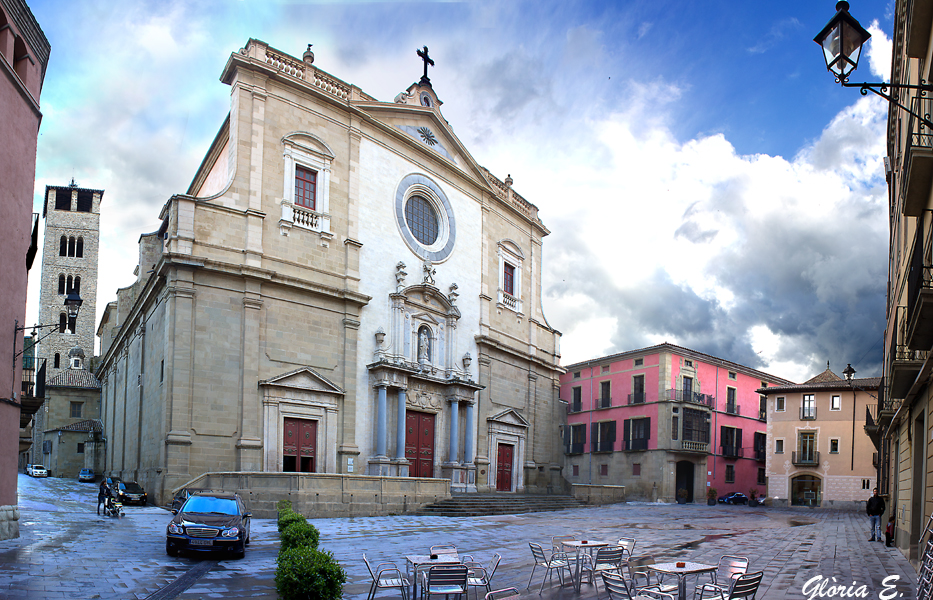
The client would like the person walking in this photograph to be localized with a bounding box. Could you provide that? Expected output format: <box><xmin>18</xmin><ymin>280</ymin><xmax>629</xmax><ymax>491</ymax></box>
<box><xmin>867</xmin><ymin>487</ymin><xmax>885</xmax><ymax>542</ymax></box>
<box><xmin>98</xmin><ymin>480</ymin><xmax>110</xmax><ymax>516</ymax></box>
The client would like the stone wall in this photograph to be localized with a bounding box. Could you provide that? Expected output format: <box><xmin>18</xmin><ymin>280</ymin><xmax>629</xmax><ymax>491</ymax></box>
<box><xmin>175</xmin><ymin>472</ymin><xmax>451</xmax><ymax>518</ymax></box>
<box><xmin>0</xmin><ymin>505</ymin><xmax>19</xmax><ymax>540</ymax></box>
<box><xmin>570</xmin><ymin>484</ymin><xmax>626</xmax><ymax>505</ymax></box>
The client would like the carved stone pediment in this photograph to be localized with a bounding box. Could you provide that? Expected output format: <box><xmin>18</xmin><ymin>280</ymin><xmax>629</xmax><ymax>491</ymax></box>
<box><xmin>487</xmin><ymin>409</ymin><xmax>529</xmax><ymax>428</ymax></box>
<box><xmin>395</xmin><ymin>284</ymin><xmax>461</xmax><ymax>319</ymax></box>
<box><xmin>259</xmin><ymin>367</ymin><xmax>344</xmax><ymax>395</ymax></box>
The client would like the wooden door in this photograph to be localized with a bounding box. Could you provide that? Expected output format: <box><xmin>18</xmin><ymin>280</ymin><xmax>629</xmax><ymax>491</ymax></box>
<box><xmin>405</xmin><ymin>411</ymin><xmax>435</xmax><ymax>478</ymax></box>
<box><xmin>496</xmin><ymin>443</ymin><xmax>513</xmax><ymax>492</ymax></box>
<box><xmin>283</xmin><ymin>417</ymin><xmax>317</xmax><ymax>473</ymax></box>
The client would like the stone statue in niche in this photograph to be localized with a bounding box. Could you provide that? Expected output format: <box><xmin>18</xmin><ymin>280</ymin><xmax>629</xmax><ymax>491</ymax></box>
<box><xmin>418</xmin><ymin>328</ymin><xmax>430</xmax><ymax>361</ymax></box>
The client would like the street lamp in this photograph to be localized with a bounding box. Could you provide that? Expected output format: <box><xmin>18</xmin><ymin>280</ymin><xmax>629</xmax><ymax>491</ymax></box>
<box><xmin>815</xmin><ymin>1</ymin><xmax>933</xmax><ymax>129</ymax></box>
<box><xmin>843</xmin><ymin>363</ymin><xmax>856</xmax><ymax>382</ymax></box>
<box><xmin>13</xmin><ymin>292</ymin><xmax>84</xmax><ymax>359</ymax></box>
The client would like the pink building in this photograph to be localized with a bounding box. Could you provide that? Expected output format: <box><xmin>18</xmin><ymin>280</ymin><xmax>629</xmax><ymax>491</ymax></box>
<box><xmin>0</xmin><ymin>0</ymin><xmax>49</xmax><ymax>540</ymax></box>
<box><xmin>560</xmin><ymin>344</ymin><xmax>792</xmax><ymax>503</ymax></box>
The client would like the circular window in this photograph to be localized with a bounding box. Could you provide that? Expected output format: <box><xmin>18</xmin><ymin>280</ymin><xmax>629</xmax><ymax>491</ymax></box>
<box><xmin>405</xmin><ymin>195</ymin><xmax>439</xmax><ymax>245</ymax></box>
<box><xmin>394</xmin><ymin>174</ymin><xmax>456</xmax><ymax>262</ymax></box>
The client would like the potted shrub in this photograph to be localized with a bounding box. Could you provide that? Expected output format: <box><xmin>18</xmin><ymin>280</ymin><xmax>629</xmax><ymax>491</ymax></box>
<box><xmin>677</xmin><ymin>488</ymin><xmax>688</xmax><ymax>504</ymax></box>
<box><xmin>748</xmin><ymin>488</ymin><xmax>760</xmax><ymax>507</ymax></box>
<box><xmin>707</xmin><ymin>488</ymin><xmax>717</xmax><ymax>506</ymax></box>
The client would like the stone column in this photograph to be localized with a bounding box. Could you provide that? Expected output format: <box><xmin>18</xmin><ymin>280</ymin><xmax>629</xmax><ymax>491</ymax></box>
<box><xmin>464</xmin><ymin>401</ymin><xmax>474</xmax><ymax>464</ymax></box>
<box><xmin>396</xmin><ymin>388</ymin><xmax>407</xmax><ymax>459</ymax></box>
<box><xmin>449</xmin><ymin>397</ymin><xmax>460</xmax><ymax>463</ymax></box>
<box><xmin>376</xmin><ymin>384</ymin><xmax>388</xmax><ymax>457</ymax></box>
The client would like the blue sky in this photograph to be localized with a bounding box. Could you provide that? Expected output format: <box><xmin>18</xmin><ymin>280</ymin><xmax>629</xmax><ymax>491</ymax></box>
<box><xmin>25</xmin><ymin>0</ymin><xmax>895</xmax><ymax>382</ymax></box>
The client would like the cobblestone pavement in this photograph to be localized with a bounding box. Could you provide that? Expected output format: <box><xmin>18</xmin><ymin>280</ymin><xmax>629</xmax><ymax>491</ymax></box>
<box><xmin>0</xmin><ymin>475</ymin><xmax>918</xmax><ymax>599</ymax></box>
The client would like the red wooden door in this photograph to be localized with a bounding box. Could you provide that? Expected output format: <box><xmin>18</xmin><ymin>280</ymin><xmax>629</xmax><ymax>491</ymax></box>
<box><xmin>405</xmin><ymin>411</ymin><xmax>435</xmax><ymax>478</ymax></box>
<box><xmin>496</xmin><ymin>443</ymin><xmax>513</xmax><ymax>492</ymax></box>
<box><xmin>283</xmin><ymin>417</ymin><xmax>317</xmax><ymax>473</ymax></box>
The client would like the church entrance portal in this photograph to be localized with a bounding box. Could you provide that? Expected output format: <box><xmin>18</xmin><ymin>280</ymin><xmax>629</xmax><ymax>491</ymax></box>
<box><xmin>283</xmin><ymin>417</ymin><xmax>317</xmax><ymax>472</ymax></box>
<box><xmin>406</xmin><ymin>411</ymin><xmax>435</xmax><ymax>478</ymax></box>
<box><xmin>496</xmin><ymin>443</ymin><xmax>513</xmax><ymax>491</ymax></box>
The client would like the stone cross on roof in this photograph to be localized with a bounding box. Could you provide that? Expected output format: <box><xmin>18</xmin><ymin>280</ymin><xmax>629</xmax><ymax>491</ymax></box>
<box><xmin>417</xmin><ymin>45</ymin><xmax>434</xmax><ymax>86</ymax></box>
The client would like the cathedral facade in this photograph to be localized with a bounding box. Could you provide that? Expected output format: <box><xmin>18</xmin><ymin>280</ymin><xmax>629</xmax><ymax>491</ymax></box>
<box><xmin>96</xmin><ymin>40</ymin><xmax>564</xmax><ymax>505</ymax></box>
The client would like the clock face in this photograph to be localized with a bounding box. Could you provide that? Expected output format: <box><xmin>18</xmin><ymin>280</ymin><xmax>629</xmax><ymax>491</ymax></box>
<box><xmin>421</xmin><ymin>94</ymin><xmax>432</xmax><ymax>107</ymax></box>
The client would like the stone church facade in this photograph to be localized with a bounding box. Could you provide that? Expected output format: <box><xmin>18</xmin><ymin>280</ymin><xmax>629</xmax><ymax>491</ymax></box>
<box><xmin>96</xmin><ymin>40</ymin><xmax>564</xmax><ymax>505</ymax></box>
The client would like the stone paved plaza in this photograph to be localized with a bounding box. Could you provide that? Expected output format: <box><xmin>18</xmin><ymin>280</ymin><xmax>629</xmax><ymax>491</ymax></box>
<box><xmin>0</xmin><ymin>474</ymin><xmax>918</xmax><ymax>599</ymax></box>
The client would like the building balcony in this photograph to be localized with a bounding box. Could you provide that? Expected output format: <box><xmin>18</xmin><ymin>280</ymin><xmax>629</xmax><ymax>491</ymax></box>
<box><xmin>665</xmin><ymin>389</ymin><xmax>714</xmax><ymax>407</ymax></box>
<box><xmin>628</xmin><ymin>393</ymin><xmax>646</xmax><ymax>405</ymax></box>
<box><xmin>725</xmin><ymin>403</ymin><xmax>740</xmax><ymax>416</ymax></box>
<box><xmin>721</xmin><ymin>445</ymin><xmax>743</xmax><ymax>459</ymax></box>
<box><xmin>566</xmin><ymin>443</ymin><xmax>585</xmax><ymax>455</ymax></box>
<box><xmin>792</xmin><ymin>451</ymin><xmax>820</xmax><ymax>467</ymax></box>
<box><xmin>800</xmin><ymin>407</ymin><xmax>817</xmax><ymax>420</ymax></box>
<box><xmin>596</xmin><ymin>397</ymin><xmax>612</xmax><ymax>409</ymax></box>
<box><xmin>624</xmin><ymin>439</ymin><xmax>648</xmax><ymax>451</ymax></box>
<box><xmin>889</xmin><ymin>345</ymin><xmax>926</xmax><ymax>398</ymax></box>
<box><xmin>902</xmin><ymin>96</ymin><xmax>933</xmax><ymax>218</ymax></box>
<box><xmin>592</xmin><ymin>440</ymin><xmax>614</xmax><ymax>453</ymax></box>
<box><xmin>907</xmin><ymin>267</ymin><xmax>933</xmax><ymax>352</ymax></box>
<box><xmin>755</xmin><ymin>449</ymin><xmax>766</xmax><ymax>462</ymax></box>
<box><xmin>758</xmin><ymin>410</ymin><xmax>767</xmax><ymax>422</ymax></box>
<box><xmin>907</xmin><ymin>0</ymin><xmax>933</xmax><ymax>58</ymax></box>
<box><xmin>679</xmin><ymin>440</ymin><xmax>709</xmax><ymax>453</ymax></box>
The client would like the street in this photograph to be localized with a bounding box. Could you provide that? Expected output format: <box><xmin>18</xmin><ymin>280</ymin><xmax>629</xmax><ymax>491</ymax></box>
<box><xmin>0</xmin><ymin>474</ymin><xmax>918</xmax><ymax>599</ymax></box>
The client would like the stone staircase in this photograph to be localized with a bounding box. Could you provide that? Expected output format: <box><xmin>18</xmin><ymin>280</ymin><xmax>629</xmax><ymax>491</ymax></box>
<box><xmin>417</xmin><ymin>493</ymin><xmax>585</xmax><ymax>516</ymax></box>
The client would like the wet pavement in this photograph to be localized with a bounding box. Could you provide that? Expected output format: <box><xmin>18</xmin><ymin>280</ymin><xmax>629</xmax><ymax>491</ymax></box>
<box><xmin>0</xmin><ymin>474</ymin><xmax>918</xmax><ymax>599</ymax></box>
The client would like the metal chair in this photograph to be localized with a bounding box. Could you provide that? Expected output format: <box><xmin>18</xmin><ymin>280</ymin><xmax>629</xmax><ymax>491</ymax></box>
<box><xmin>551</xmin><ymin>535</ymin><xmax>576</xmax><ymax>553</ymax></box>
<box><xmin>430</xmin><ymin>544</ymin><xmax>459</xmax><ymax>556</ymax></box>
<box><xmin>466</xmin><ymin>553</ymin><xmax>501</xmax><ymax>600</ymax></box>
<box><xmin>617</xmin><ymin>537</ymin><xmax>636</xmax><ymax>559</ymax></box>
<box><xmin>719</xmin><ymin>571</ymin><xmax>763</xmax><ymax>600</ymax></box>
<box><xmin>582</xmin><ymin>546</ymin><xmax>627</xmax><ymax>598</ymax></box>
<box><xmin>421</xmin><ymin>564</ymin><xmax>469</xmax><ymax>600</ymax></box>
<box><xmin>485</xmin><ymin>589</ymin><xmax>520</xmax><ymax>600</ymax></box>
<box><xmin>363</xmin><ymin>553</ymin><xmax>409</xmax><ymax>600</ymax></box>
<box><xmin>602</xmin><ymin>571</ymin><xmax>675</xmax><ymax>600</ymax></box>
<box><xmin>694</xmin><ymin>556</ymin><xmax>749</xmax><ymax>600</ymax></box>
<box><xmin>527</xmin><ymin>542</ymin><xmax>572</xmax><ymax>594</ymax></box>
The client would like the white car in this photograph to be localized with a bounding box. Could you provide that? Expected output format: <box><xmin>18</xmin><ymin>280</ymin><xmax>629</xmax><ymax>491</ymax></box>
<box><xmin>30</xmin><ymin>466</ymin><xmax>48</xmax><ymax>477</ymax></box>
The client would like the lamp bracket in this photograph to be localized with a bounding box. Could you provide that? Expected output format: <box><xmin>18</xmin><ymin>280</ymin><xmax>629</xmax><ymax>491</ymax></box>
<box><xmin>839</xmin><ymin>79</ymin><xmax>933</xmax><ymax>129</ymax></box>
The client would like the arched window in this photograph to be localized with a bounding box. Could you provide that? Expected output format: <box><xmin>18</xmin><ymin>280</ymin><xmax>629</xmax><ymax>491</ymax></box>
<box><xmin>73</xmin><ymin>276</ymin><xmax>81</xmax><ymax>295</ymax></box>
<box><xmin>76</xmin><ymin>237</ymin><xmax>84</xmax><ymax>258</ymax></box>
<box><xmin>54</xmin><ymin>353</ymin><xmax>60</xmax><ymax>369</ymax></box>
<box><xmin>59</xmin><ymin>313</ymin><xmax>67</xmax><ymax>333</ymax></box>
<box><xmin>417</xmin><ymin>325</ymin><xmax>432</xmax><ymax>362</ymax></box>
<box><xmin>68</xmin><ymin>236</ymin><xmax>76</xmax><ymax>257</ymax></box>
<box><xmin>66</xmin><ymin>275</ymin><xmax>73</xmax><ymax>294</ymax></box>
<box><xmin>59</xmin><ymin>236</ymin><xmax>67</xmax><ymax>256</ymax></box>
<box><xmin>58</xmin><ymin>274</ymin><xmax>65</xmax><ymax>295</ymax></box>
<box><xmin>68</xmin><ymin>315</ymin><xmax>76</xmax><ymax>334</ymax></box>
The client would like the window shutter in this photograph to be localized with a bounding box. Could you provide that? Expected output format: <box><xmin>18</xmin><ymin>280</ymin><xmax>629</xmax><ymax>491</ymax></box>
<box><xmin>646</xmin><ymin>417</ymin><xmax>651</xmax><ymax>440</ymax></box>
<box><xmin>623</xmin><ymin>419</ymin><xmax>630</xmax><ymax>451</ymax></box>
<box><xmin>736</xmin><ymin>428</ymin><xmax>743</xmax><ymax>451</ymax></box>
<box><xmin>721</xmin><ymin>425</ymin><xmax>728</xmax><ymax>449</ymax></box>
<box><xmin>563</xmin><ymin>425</ymin><xmax>570</xmax><ymax>453</ymax></box>
<box><xmin>591</xmin><ymin>422</ymin><xmax>598</xmax><ymax>452</ymax></box>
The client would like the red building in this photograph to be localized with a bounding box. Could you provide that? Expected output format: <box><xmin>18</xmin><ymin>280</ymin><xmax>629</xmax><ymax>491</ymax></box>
<box><xmin>0</xmin><ymin>0</ymin><xmax>49</xmax><ymax>540</ymax></box>
<box><xmin>560</xmin><ymin>344</ymin><xmax>793</xmax><ymax>503</ymax></box>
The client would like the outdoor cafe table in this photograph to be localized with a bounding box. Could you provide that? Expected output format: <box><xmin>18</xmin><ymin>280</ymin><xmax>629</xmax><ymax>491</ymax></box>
<box><xmin>562</xmin><ymin>540</ymin><xmax>610</xmax><ymax>591</ymax></box>
<box><xmin>648</xmin><ymin>562</ymin><xmax>718</xmax><ymax>600</ymax></box>
<box><xmin>406</xmin><ymin>553</ymin><xmax>460</xmax><ymax>598</ymax></box>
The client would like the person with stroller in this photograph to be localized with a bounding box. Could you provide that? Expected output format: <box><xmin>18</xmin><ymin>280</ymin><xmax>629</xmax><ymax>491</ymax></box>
<box><xmin>98</xmin><ymin>480</ymin><xmax>112</xmax><ymax>516</ymax></box>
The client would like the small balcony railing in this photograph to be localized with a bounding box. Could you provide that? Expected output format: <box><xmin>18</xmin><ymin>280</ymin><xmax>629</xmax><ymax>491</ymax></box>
<box><xmin>628</xmin><ymin>393</ymin><xmax>646</xmax><ymax>405</ymax></box>
<box><xmin>758</xmin><ymin>410</ymin><xmax>766</xmax><ymax>422</ymax></box>
<box><xmin>721</xmin><ymin>445</ymin><xmax>743</xmax><ymax>458</ymax></box>
<box><xmin>725</xmin><ymin>403</ymin><xmax>740</xmax><ymax>416</ymax></box>
<box><xmin>792</xmin><ymin>451</ymin><xmax>820</xmax><ymax>466</ymax></box>
<box><xmin>566</xmin><ymin>442</ymin><xmax>585</xmax><ymax>455</ymax></box>
<box><xmin>592</xmin><ymin>440</ymin><xmax>614</xmax><ymax>453</ymax></box>
<box><xmin>624</xmin><ymin>438</ymin><xmax>649</xmax><ymax>451</ymax></box>
<box><xmin>755</xmin><ymin>449</ymin><xmax>766</xmax><ymax>461</ymax></box>
<box><xmin>665</xmin><ymin>389</ymin><xmax>714</xmax><ymax>407</ymax></box>
<box><xmin>800</xmin><ymin>406</ymin><xmax>817</xmax><ymax>420</ymax></box>
<box><xmin>596</xmin><ymin>397</ymin><xmax>612</xmax><ymax>409</ymax></box>
<box><xmin>680</xmin><ymin>440</ymin><xmax>709</xmax><ymax>453</ymax></box>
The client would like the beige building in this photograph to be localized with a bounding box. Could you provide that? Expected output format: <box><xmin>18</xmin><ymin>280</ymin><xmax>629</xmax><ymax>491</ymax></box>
<box><xmin>96</xmin><ymin>40</ymin><xmax>564</xmax><ymax>506</ymax></box>
<box><xmin>761</xmin><ymin>366</ymin><xmax>878</xmax><ymax>509</ymax></box>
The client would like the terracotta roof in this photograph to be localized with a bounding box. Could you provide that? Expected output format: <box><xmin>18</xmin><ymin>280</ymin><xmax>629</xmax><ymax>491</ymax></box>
<box><xmin>49</xmin><ymin>419</ymin><xmax>102</xmax><ymax>433</ymax></box>
<box><xmin>758</xmin><ymin>377</ymin><xmax>881</xmax><ymax>394</ymax></box>
<box><xmin>804</xmin><ymin>368</ymin><xmax>842</xmax><ymax>384</ymax></box>
<box><xmin>47</xmin><ymin>369</ymin><xmax>101</xmax><ymax>390</ymax></box>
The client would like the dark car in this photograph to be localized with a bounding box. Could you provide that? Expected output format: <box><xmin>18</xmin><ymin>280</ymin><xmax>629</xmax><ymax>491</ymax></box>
<box><xmin>115</xmin><ymin>481</ymin><xmax>147</xmax><ymax>505</ymax></box>
<box><xmin>718</xmin><ymin>492</ymin><xmax>749</xmax><ymax>505</ymax></box>
<box><xmin>166</xmin><ymin>492</ymin><xmax>251</xmax><ymax>558</ymax></box>
<box><xmin>78</xmin><ymin>468</ymin><xmax>95</xmax><ymax>482</ymax></box>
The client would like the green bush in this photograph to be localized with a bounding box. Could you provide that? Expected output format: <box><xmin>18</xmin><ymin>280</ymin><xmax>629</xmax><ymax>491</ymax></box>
<box><xmin>276</xmin><ymin>499</ymin><xmax>293</xmax><ymax>513</ymax></box>
<box><xmin>278</xmin><ymin>509</ymin><xmax>305</xmax><ymax>533</ymax></box>
<box><xmin>275</xmin><ymin>546</ymin><xmax>346</xmax><ymax>600</ymax></box>
<box><xmin>280</xmin><ymin>520</ymin><xmax>320</xmax><ymax>551</ymax></box>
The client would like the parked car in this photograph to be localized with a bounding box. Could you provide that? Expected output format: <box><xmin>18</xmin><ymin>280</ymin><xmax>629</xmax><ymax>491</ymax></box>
<box><xmin>78</xmin><ymin>468</ymin><xmax>95</xmax><ymax>482</ymax></box>
<box><xmin>115</xmin><ymin>481</ymin><xmax>147</xmax><ymax>505</ymax></box>
<box><xmin>30</xmin><ymin>465</ymin><xmax>48</xmax><ymax>477</ymax></box>
<box><xmin>718</xmin><ymin>492</ymin><xmax>748</xmax><ymax>505</ymax></box>
<box><xmin>166</xmin><ymin>492</ymin><xmax>251</xmax><ymax>558</ymax></box>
